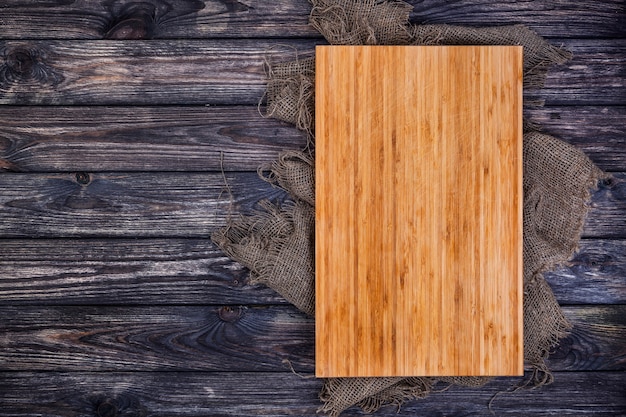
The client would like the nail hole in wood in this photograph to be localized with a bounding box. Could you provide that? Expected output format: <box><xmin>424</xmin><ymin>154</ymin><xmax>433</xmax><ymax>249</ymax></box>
<box><xmin>218</xmin><ymin>306</ymin><xmax>243</xmax><ymax>322</ymax></box>
<box><xmin>76</xmin><ymin>172</ymin><xmax>91</xmax><ymax>185</ymax></box>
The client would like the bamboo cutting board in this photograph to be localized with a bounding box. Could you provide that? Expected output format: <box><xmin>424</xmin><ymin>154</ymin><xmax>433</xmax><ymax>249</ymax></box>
<box><xmin>315</xmin><ymin>46</ymin><xmax>523</xmax><ymax>378</ymax></box>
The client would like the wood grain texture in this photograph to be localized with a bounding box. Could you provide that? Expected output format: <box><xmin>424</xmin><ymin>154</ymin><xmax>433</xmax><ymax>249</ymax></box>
<box><xmin>0</xmin><ymin>371</ymin><xmax>624</xmax><ymax>416</ymax></box>
<box><xmin>316</xmin><ymin>46</ymin><xmax>523</xmax><ymax>377</ymax></box>
<box><xmin>546</xmin><ymin>239</ymin><xmax>626</xmax><ymax>305</ymax></box>
<box><xmin>524</xmin><ymin>106</ymin><xmax>625</xmax><ymax>173</ymax></box>
<box><xmin>0</xmin><ymin>106</ymin><xmax>306</xmax><ymax>172</ymax></box>
<box><xmin>0</xmin><ymin>39</ymin><xmax>622</xmax><ymax>105</ymax></box>
<box><xmin>0</xmin><ymin>305</ymin><xmax>314</xmax><ymax>372</ymax></box>
<box><xmin>0</xmin><ymin>305</ymin><xmax>622</xmax><ymax>373</ymax></box>
<box><xmin>530</xmin><ymin>39</ymin><xmax>626</xmax><ymax>106</ymax></box>
<box><xmin>0</xmin><ymin>39</ymin><xmax>317</xmax><ymax>105</ymax></box>
<box><xmin>1</xmin><ymin>0</ymin><xmax>624</xmax><ymax>39</ymax></box>
<box><xmin>549</xmin><ymin>306</ymin><xmax>626</xmax><ymax>371</ymax></box>
<box><xmin>0</xmin><ymin>172</ymin><xmax>286</xmax><ymax>238</ymax></box>
<box><xmin>407</xmin><ymin>0</ymin><xmax>626</xmax><ymax>39</ymax></box>
<box><xmin>0</xmin><ymin>0</ymin><xmax>315</xmax><ymax>40</ymax></box>
<box><xmin>0</xmin><ymin>238</ymin><xmax>623</xmax><ymax>306</ymax></box>
<box><xmin>584</xmin><ymin>173</ymin><xmax>626</xmax><ymax>239</ymax></box>
<box><xmin>0</xmin><ymin>0</ymin><xmax>623</xmax><ymax>415</ymax></box>
<box><xmin>0</xmin><ymin>238</ymin><xmax>276</xmax><ymax>306</ymax></box>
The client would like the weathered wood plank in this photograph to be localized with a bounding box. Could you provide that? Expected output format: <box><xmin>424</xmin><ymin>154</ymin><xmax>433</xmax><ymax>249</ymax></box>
<box><xmin>0</xmin><ymin>172</ymin><xmax>287</xmax><ymax>238</ymax></box>
<box><xmin>0</xmin><ymin>39</ymin><xmax>317</xmax><ymax>105</ymax></box>
<box><xmin>0</xmin><ymin>0</ymin><xmax>317</xmax><ymax>40</ymax></box>
<box><xmin>546</xmin><ymin>239</ymin><xmax>626</xmax><ymax>305</ymax></box>
<box><xmin>1</xmin><ymin>0</ymin><xmax>624</xmax><ymax>40</ymax></box>
<box><xmin>0</xmin><ymin>238</ymin><xmax>281</xmax><ymax>306</ymax></box>
<box><xmin>0</xmin><ymin>305</ymin><xmax>314</xmax><ymax>372</ymax></box>
<box><xmin>408</xmin><ymin>0</ymin><xmax>626</xmax><ymax>39</ymax></box>
<box><xmin>1</xmin><ymin>238</ymin><xmax>622</xmax><ymax>306</ymax></box>
<box><xmin>584</xmin><ymin>173</ymin><xmax>626</xmax><ymax>239</ymax></box>
<box><xmin>0</xmin><ymin>172</ymin><xmax>622</xmax><ymax>238</ymax></box>
<box><xmin>388</xmin><ymin>371</ymin><xmax>626</xmax><ymax>417</ymax></box>
<box><xmin>0</xmin><ymin>305</ymin><xmax>622</xmax><ymax>372</ymax></box>
<box><xmin>0</xmin><ymin>39</ymin><xmax>622</xmax><ymax>105</ymax></box>
<box><xmin>0</xmin><ymin>105</ymin><xmax>620</xmax><ymax>173</ymax></box>
<box><xmin>548</xmin><ymin>306</ymin><xmax>626</xmax><ymax>372</ymax></box>
<box><xmin>0</xmin><ymin>371</ymin><xmax>624</xmax><ymax>416</ymax></box>
<box><xmin>0</xmin><ymin>106</ymin><xmax>307</xmax><ymax>172</ymax></box>
<box><xmin>525</xmin><ymin>106</ymin><xmax>625</xmax><ymax>172</ymax></box>
<box><xmin>530</xmin><ymin>38</ymin><xmax>625</xmax><ymax>106</ymax></box>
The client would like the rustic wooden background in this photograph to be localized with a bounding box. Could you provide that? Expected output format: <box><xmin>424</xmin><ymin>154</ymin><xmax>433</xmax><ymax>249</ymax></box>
<box><xmin>0</xmin><ymin>1</ymin><xmax>624</xmax><ymax>416</ymax></box>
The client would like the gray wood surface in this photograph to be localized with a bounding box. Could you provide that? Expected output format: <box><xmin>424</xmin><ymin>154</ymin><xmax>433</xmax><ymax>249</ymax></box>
<box><xmin>0</xmin><ymin>172</ymin><xmax>286</xmax><ymax>237</ymax></box>
<box><xmin>0</xmin><ymin>0</ymin><xmax>316</xmax><ymax>40</ymax></box>
<box><xmin>0</xmin><ymin>106</ymin><xmax>307</xmax><ymax>172</ymax></box>
<box><xmin>1</xmin><ymin>0</ymin><xmax>624</xmax><ymax>415</ymax></box>
<box><xmin>1</xmin><ymin>0</ymin><xmax>624</xmax><ymax>39</ymax></box>
<box><xmin>0</xmin><ymin>40</ymin><xmax>317</xmax><ymax>105</ymax></box>
<box><xmin>546</xmin><ymin>239</ymin><xmax>626</xmax><ymax>305</ymax></box>
<box><xmin>531</xmin><ymin>39</ymin><xmax>626</xmax><ymax>106</ymax></box>
<box><xmin>0</xmin><ymin>372</ymin><xmax>623</xmax><ymax>416</ymax></box>
<box><xmin>583</xmin><ymin>173</ymin><xmax>626</xmax><ymax>239</ymax></box>
<box><xmin>407</xmin><ymin>0</ymin><xmax>626</xmax><ymax>38</ymax></box>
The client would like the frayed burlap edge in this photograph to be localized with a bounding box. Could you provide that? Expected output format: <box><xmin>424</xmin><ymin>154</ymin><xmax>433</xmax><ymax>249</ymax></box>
<box><xmin>264</xmin><ymin>55</ymin><xmax>316</xmax><ymax>136</ymax></box>
<box><xmin>522</xmin><ymin>132</ymin><xmax>611</xmax><ymax>386</ymax></box>
<box><xmin>265</xmin><ymin>0</ymin><xmax>571</xmax><ymax>134</ymax></box>
<box><xmin>318</xmin><ymin>377</ymin><xmax>432</xmax><ymax>417</ymax></box>
<box><xmin>259</xmin><ymin>150</ymin><xmax>316</xmax><ymax>206</ymax></box>
<box><xmin>211</xmin><ymin>152</ymin><xmax>316</xmax><ymax>316</ymax></box>
<box><xmin>310</xmin><ymin>0</ymin><xmax>414</xmax><ymax>45</ymax></box>
<box><xmin>318</xmin><ymin>376</ymin><xmax>492</xmax><ymax>417</ymax></box>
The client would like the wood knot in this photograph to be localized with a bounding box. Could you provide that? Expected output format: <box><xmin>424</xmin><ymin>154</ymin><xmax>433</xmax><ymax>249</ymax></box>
<box><xmin>0</xmin><ymin>137</ymin><xmax>20</xmax><ymax>171</ymax></box>
<box><xmin>103</xmin><ymin>0</ymin><xmax>205</xmax><ymax>39</ymax></box>
<box><xmin>105</xmin><ymin>2</ymin><xmax>158</xmax><ymax>39</ymax></box>
<box><xmin>97</xmin><ymin>400</ymin><xmax>118</xmax><ymax>417</ymax></box>
<box><xmin>0</xmin><ymin>45</ymin><xmax>64</xmax><ymax>88</ymax></box>
<box><xmin>601</xmin><ymin>176</ymin><xmax>617</xmax><ymax>189</ymax></box>
<box><xmin>76</xmin><ymin>172</ymin><xmax>91</xmax><ymax>185</ymax></box>
<box><xmin>0</xmin><ymin>159</ymin><xmax>19</xmax><ymax>171</ymax></box>
<box><xmin>6</xmin><ymin>49</ymin><xmax>36</xmax><ymax>76</ymax></box>
<box><xmin>218</xmin><ymin>306</ymin><xmax>244</xmax><ymax>323</ymax></box>
<box><xmin>92</xmin><ymin>395</ymin><xmax>147</xmax><ymax>417</ymax></box>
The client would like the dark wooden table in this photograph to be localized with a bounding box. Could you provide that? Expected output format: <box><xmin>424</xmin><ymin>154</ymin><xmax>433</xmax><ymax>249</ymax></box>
<box><xmin>0</xmin><ymin>1</ymin><xmax>624</xmax><ymax>416</ymax></box>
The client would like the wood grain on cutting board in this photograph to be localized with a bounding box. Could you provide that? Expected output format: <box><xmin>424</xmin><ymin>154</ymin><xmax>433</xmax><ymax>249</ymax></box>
<box><xmin>315</xmin><ymin>45</ymin><xmax>523</xmax><ymax>378</ymax></box>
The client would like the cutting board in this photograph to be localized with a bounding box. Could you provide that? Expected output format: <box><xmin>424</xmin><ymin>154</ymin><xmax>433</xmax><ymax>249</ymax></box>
<box><xmin>315</xmin><ymin>45</ymin><xmax>523</xmax><ymax>378</ymax></box>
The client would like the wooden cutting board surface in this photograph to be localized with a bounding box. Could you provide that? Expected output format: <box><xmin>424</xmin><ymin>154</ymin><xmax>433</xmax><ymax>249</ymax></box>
<box><xmin>315</xmin><ymin>45</ymin><xmax>523</xmax><ymax>378</ymax></box>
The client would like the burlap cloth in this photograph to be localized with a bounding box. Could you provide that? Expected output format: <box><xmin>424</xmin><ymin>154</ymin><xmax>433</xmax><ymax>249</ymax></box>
<box><xmin>212</xmin><ymin>1</ymin><xmax>608</xmax><ymax>416</ymax></box>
